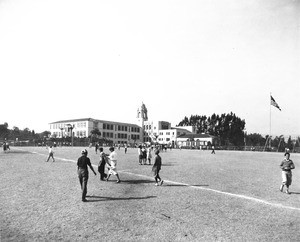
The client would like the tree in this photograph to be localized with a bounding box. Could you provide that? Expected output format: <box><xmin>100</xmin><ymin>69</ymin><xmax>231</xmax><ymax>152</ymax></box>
<box><xmin>90</xmin><ymin>128</ymin><xmax>101</xmax><ymax>143</ymax></box>
<box><xmin>177</xmin><ymin>112</ymin><xmax>246</xmax><ymax>146</ymax></box>
<box><xmin>0</xmin><ymin>122</ymin><xmax>9</xmax><ymax>139</ymax></box>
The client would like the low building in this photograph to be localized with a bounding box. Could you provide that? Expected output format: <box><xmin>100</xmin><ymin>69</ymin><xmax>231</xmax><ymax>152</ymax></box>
<box><xmin>49</xmin><ymin>118</ymin><xmax>142</xmax><ymax>145</ymax></box>
<box><xmin>177</xmin><ymin>133</ymin><xmax>220</xmax><ymax>149</ymax></box>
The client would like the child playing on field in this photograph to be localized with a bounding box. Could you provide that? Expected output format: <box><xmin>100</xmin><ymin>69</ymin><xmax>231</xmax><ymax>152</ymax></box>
<box><xmin>152</xmin><ymin>149</ymin><xmax>163</xmax><ymax>186</ymax></box>
<box><xmin>106</xmin><ymin>147</ymin><xmax>121</xmax><ymax>183</ymax></box>
<box><xmin>46</xmin><ymin>145</ymin><xmax>55</xmax><ymax>162</ymax></box>
<box><xmin>279</xmin><ymin>152</ymin><xmax>295</xmax><ymax>194</ymax></box>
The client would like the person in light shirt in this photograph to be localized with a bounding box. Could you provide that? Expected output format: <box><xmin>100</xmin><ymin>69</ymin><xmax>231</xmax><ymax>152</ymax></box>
<box><xmin>46</xmin><ymin>145</ymin><xmax>55</xmax><ymax>162</ymax></box>
<box><xmin>106</xmin><ymin>147</ymin><xmax>121</xmax><ymax>183</ymax></box>
<box><xmin>279</xmin><ymin>151</ymin><xmax>295</xmax><ymax>194</ymax></box>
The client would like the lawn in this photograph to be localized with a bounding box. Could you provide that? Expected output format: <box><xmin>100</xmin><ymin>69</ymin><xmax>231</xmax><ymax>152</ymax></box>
<box><xmin>1</xmin><ymin>146</ymin><xmax>300</xmax><ymax>241</ymax></box>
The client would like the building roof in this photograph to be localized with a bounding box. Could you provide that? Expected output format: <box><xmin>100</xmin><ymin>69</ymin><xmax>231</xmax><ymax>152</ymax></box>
<box><xmin>49</xmin><ymin>118</ymin><xmax>141</xmax><ymax>127</ymax></box>
<box><xmin>177</xmin><ymin>133</ymin><xmax>217</xmax><ymax>139</ymax></box>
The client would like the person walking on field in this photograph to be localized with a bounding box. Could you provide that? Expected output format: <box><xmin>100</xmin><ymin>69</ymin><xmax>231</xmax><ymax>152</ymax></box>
<box><xmin>152</xmin><ymin>149</ymin><xmax>163</xmax><ymax>186</ymax></box>
<box><xmin>106</xmin><ymin>147</ymin><xmax>121</xmax><ymax>183</ymax></box>
<box><xmin>279</xmin><ymin>152</ymin><xmax>295</xmax><ymax>194</ymax></box>
<box><xmin>211</xmin><ymin>145</ymin><xmax>215</xmax><ymax>154</ymax></box>
<box><xmin>46</xmin><ymin>145</ymin><xmax>55</xmax><ymax>162</ymax></box>
<box><xmin>98</xmin><ymin>147</ymin><xmax>108</xmax><ymax>181</ymax></box>
<box><xmin>77</xmin><ymin>149</ymin><xmax>97</xmax><ymax>202</ymax></box>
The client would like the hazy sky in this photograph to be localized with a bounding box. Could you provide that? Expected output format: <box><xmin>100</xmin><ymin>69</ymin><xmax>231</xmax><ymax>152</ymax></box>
<box><xmin>1</xmin><ymin>0</ymin><xmax>299</xmax><ymax>137</ymax></box>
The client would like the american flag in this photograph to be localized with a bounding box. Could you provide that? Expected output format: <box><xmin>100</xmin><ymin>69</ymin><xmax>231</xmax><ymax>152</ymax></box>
<box><xmin>270</xmin><ymin>95</ymin><xmax>281</xmax><ymax>111</ymax></box>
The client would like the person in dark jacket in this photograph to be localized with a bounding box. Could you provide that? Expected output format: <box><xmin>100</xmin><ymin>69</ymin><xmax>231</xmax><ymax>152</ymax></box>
<box><xmin>98</xmin><ymin>147</ymin><xmax>108</xmax><ymax>181</ymax></box>
<box><xmin>77</xmin><ymin>149</ymin><xmax>97</xmax><ymax>202</ymax></box>
<box><xmin>152</xmin><ymin>149</ymin><xmax>163</xmax><ymax>186</ymax></box>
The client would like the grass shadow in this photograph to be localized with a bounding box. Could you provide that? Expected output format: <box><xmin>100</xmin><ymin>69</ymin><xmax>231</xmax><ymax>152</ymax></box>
<box><xmin>1</xmin><ymin>150</ymin><xmax>33</xmax><ymax>155</ymax></box>
<box><xmin>118</xmin><ymin>179</ymin><xmax>154</xmax><ymax>184</ymax></box>
<box><xmin>85</xmin><ymin>195</ymin><xmax>157</xmax><ymax>202</ymax></box>
<box><xmin>162</xmin><ymin>162</ymin><xmax>177</xmax><ymax>166</ymax></box>
<box><xmin>290</xmin><ymin>192</ymin><xmax>300</xmax><ymax>195</ymax></box>
<box><xmin>164</xmin><ymin>184</ymin><xmax>209</xmax><ymax>187</ymax></box>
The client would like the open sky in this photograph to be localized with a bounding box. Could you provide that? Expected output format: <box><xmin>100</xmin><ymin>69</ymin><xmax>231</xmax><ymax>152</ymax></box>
<box><xmin>1</xmin><ymin>0</ymin><xmax>299</xmax><ymax>137</ymax></box>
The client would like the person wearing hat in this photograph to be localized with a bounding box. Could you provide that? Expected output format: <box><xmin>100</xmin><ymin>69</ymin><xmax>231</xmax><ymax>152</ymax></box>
<box><xmin>77</xmin><ymin>149</ymin><xmax>97</xmax><ymax>202</ymax></box>
<box><xmin>152</xmin><ymin>149</ymin><xmax>163</xmax><ymax>186</ymax></box>
<box><xmin>279</xmin><ymin>151</ymin><xmax>295</xmax><ymax>194</ymax></box>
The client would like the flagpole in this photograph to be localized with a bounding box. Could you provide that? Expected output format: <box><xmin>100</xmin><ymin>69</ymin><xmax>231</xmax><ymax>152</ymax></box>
<box><xmin>270</xmin><ymin>92</ymin><xmax>271</xmax><ymax>138</ymax></box>
<box><xmin>269</xmin><ymin>92</ymin><xmax>272</xmax><ymax>149</ymax></box>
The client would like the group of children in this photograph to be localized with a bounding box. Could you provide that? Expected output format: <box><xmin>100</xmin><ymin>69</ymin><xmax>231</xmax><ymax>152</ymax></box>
<box><xmin>76</xmin><ymin>146</ymin><xmax>163</xmax><ymax>201</ymax></box>
<box><xmin>2</xmin><ymin>142</ymin><xmax>10</xmax><ymax>152</ymax></box>
<box><xmin>44</xmin><ymin>143</ymin><xmax>295</xmax><ymax>201</ymax></box>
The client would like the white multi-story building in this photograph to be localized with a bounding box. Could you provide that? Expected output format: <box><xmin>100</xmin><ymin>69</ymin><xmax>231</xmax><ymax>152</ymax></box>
<box><xmin>49</xmin><ymin>118</ymin><xmax>142</xmax><ymax>145</ymax></box>
<box><xmin>143</xmin><ymin>120</ymin><xmax>196</xmax><ymax>146</ymax></box>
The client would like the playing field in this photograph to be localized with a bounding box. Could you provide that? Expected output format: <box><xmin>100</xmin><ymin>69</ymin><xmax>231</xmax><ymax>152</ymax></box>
<box><xmin>1</xmin><ymin>146</ymin><xmax>300</xmax><ymax>241</ymax></box>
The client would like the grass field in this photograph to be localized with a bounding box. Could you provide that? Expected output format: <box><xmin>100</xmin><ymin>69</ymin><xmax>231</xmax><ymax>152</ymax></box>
<box><xmin>1</xmin><ymin>146</ymin><xmax>300</xmax><ymax>241</ymax></box>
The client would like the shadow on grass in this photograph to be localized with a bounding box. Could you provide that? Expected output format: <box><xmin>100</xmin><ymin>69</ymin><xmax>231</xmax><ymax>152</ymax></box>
<box><xmin>164</xmin><ymin>184</ymin><xmax>209</xmax><ymax>187</ymax></box>
<box><xmin>109</xmin><ymin>179</ymin><xmax>154</xmax><ymax>184</ymax></box>
<box><xmin>1</xmin><ymin>150</ymin><xmax>33</xmax><ymax>154</ymax></box>
<box><xmin>162</xmin><ymin>162</ymin><xmax>176</xmax><ymax>166</ymax></box>
<box><xmin>290</xmin><ymin>192</ymin><xmax>300</xmax><ymax>195</ymax></box>
<box><xmin>85</xmin><ymin>195</ymin><xmax>156</xmax><ymax>202</ymax></box>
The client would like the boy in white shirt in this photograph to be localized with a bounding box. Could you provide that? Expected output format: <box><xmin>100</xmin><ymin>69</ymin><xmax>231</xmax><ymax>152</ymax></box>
<box><xmin>106</xmin><ymin>147</ymin><xmax>121</xmax><ymax>183</ymax></box>
<box><xmin>46</xmin><ymin>145</ymin><xmax>55</xmax><ymax>162</ymax></box>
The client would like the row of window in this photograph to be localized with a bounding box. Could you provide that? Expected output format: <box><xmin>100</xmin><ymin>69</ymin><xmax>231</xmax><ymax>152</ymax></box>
<box><xmin>103</xmin><ymin>123</ymin><xmax>140</xmax><ymax>133</ymax></box>
<box><xmin>50</xmin><ymin>122</ymin><xmax>87</xmax><ymax>130</ymax></box>
<box><xmin>159</xmin><ymin>132</ymin><xmax>175</xmax><ymax>136</ymax></box>
<box><xmin>102</xmin><ymin>132</ymin><xmax>139</xmax><ymax>140</ymax></box>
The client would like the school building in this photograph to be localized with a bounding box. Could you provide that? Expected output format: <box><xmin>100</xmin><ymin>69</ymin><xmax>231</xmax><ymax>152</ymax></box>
<box><xmin>49</xmin><ymin>118</ymin><xmax>142</xmax><ymax>145</ymax></box>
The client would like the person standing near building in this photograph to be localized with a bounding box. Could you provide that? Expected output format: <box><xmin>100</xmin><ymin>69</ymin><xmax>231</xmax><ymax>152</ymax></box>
<box><xmin>152</xmin><ymin>149</ymin><xmax>163</xmax><ymax>186</ymax></box>
<box><xmin>138</xmin><ymin>145</ymin><xmax>143</xmax><ymax>165</ymax></box>
<box><xmin>95</xmin><ymin>142</ymin><xmax>99</xmax><ymax>154</ymax></box>
<box><xmin>106</xmin><ymin>147</ymin><xmax>121</xmax><ymax>183</ymax></box>
<box><xmin>98</xmin><ymin>147</ymin><xmax>108</xmax><ymax>181</ymax></box>
<box><xmin>141</xmin><ymin>145</ymin><xmax>147</xmax><ymax>165</ymax></box>
<box><xmin>279</xmin><ymin>152</ymin><xmax>295</xmax><ymax>194</ymax></box>
<box><xmin>146</xmin><ymin>145</ymin><xmax>152</xmax><ymax>165</ymax></box>
<box><xmin>46</xmin><ymin>145</ymin><xmax>55</xmax><ymax>162</ymax></box>
<box><xmin>2</xmin><ymin>142</ymin><xmax>7</xmax><ymax>153</ymax></box>
<box><xmin>77</xmin><ymin>149</ymin><xmax>97</xmax><ymax>202</ymax></box>
<box><xmin>124</xmin><ymin>144</ymin><xmax>128</xmax><ymax>154</ymax></box>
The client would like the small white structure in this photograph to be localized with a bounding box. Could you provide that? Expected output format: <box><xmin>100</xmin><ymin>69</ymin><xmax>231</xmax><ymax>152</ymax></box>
<box><xmin>177</xmin><ymin>133</ymin><xmax>220</xmax><ymax>149</ymax></box>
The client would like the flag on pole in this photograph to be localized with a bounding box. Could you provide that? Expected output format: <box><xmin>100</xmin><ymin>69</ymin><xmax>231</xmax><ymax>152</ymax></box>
<box><xmin>270</xmin><ymin>95</ymin><xmax>281</xmax><ymax>111</ymax></box>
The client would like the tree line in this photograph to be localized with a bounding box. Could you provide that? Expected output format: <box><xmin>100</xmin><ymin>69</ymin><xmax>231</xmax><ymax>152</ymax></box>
<box><xmin>177</xmin><ymin>113</ymin><xmax>298</xmax><ymax>151</ymax></box>
<box><xmin>0</xmin><ymin>122</ymin><xmax>50</xmax><ymax>143</ymax></box>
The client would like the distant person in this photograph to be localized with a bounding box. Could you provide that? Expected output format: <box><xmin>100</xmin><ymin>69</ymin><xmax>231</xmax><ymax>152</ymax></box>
<box><xmin>77</xmin><ymin>149</ymin><xmax>97</xmax><ymax>202</ymax></box>
<box><xmin>124</xmin><ymin>144</ymin><xmax>128</xmax><ymax>154</ymax></box>
<box><xmin>2</xmin><ymin>142</ymin><xmax>7</xmax><ymax>152</ymax></box>
<box><xmin>95</xmin><ymin>143</ymin><xmax>99</xmax><ymax>154</ymax></box>
<box><xmin>106</xmin><ymin>147</ymin><xmax>121</xmax><ymax>183</ymax></box>
<box><xmin>211</xmin><ymin>146</ymin><xmax>215</xmax><ymax>154</ymax></box>
<box><xmin>279</xmin><ymin>152</ymin><xmax>295</xmax><ymax>194</ymax></box>
<box><xmin>152</xmin><ymin>149</ymin><xmax>163</xmax><ymax>186</ymax></box>
<box><xmin>98</xmin><ymin>147</ymin><xmax>108</xmax><ymax>181</ymax></box>
<box><xmin>141</xmin><ymin>146</ymin><xmax>147</xmax><ymax>165</ymax></box>
<box><xmin>146</xmin><ymin>146</ymin><xmax>152</xmax><ymax>165</ymax></box>
<box><xmin>46</xmin><ymin>146</ymin><xmax>55</xmax><ymax>162</ymax></box>
<box><xmin>138</xmin><ymin>145</ymin><xmax>143</xmax><ymax>165</ymax></box>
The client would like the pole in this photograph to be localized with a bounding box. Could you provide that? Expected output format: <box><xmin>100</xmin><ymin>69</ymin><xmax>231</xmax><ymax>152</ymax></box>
<box><xmin>269</xmin><ymin>92</ymin><xmax>272</xmax><ymax>149</ymax></box>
